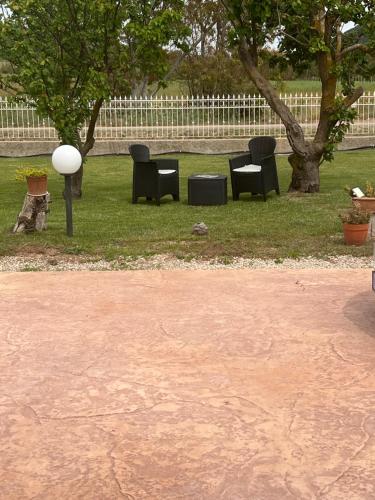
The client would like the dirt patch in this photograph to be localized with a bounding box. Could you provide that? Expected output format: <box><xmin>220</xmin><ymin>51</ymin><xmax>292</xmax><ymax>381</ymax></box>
<box><xmin>15</xmin><ymin>244</ymin><xmax>61</xmax><ymax>257</ymax></box>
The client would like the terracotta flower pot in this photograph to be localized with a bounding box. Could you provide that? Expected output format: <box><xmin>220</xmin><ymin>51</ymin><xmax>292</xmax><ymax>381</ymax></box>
<box><xmin>26</xmin><ymin>175</ymin><xmax>48</xmax><ymax>196</ymax></box>
<box><xmin>343</xmin><ymin>223</ymin><xmax>369</xmax><ymax>246</ymax></box>
<box><xmin>352</xmin><ymin>197</ymin><xmax>375</xmax><ymax>214</ymax></box>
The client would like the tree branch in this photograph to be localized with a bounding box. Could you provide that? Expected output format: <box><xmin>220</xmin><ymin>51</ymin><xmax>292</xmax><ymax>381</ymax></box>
<box><xmin>275</xmin><ymin>2</ymin><xmax>310</xmax><ymax>48</ymax></box>
<box><xmin>336</xmin><ymin>24</ymin><xmax>342</xmax><ymax>59</ymax></box>
<box><xmin>342</xmin><ymin>86</ymin><xmax>364</xmax><ymax>108</ymax></box>
<box><xmin>337</xmin><ymin>44</ymin><xmax>371</xmax><ymax>61</ymax></box>
<box><xmin>81</xmin><ymin>97</ymin><xmax>104</xmax><ymax>157</ymax></box>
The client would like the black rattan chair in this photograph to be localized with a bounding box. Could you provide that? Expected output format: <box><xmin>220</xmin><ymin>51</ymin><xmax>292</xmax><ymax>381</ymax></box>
<box><xmin>129</xmin><ymin>144</ymin><xmax>179</xmax><ymax>205</ymax></box>
<box><xmin>229</xmin><ymin>136</ymin><xmax>280</xmax><ymax>201</ymax></box>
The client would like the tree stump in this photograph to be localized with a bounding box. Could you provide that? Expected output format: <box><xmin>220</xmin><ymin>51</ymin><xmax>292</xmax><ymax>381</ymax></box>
<box><xmin>13</xmin><ymin>193</ymin><xmax>50</xmax><ymax>233</ymax></box>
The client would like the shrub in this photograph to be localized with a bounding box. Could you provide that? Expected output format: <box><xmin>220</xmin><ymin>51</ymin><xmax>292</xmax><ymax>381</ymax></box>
<box><xmin>15</xmin><ymin>167</ymin><xmax>48</xmax><ymax>181</ymax></box>
<box><xmin>339</xmin><ymin>206</ymin><xmax>371</xmax><ymax>224</ymax></box>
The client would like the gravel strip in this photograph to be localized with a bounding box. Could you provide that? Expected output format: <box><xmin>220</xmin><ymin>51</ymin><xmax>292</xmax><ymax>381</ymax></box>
<box><xmin>0</xmin><ymin>254</ymin><xmax>373</xmax><ymax>272</ymax></box>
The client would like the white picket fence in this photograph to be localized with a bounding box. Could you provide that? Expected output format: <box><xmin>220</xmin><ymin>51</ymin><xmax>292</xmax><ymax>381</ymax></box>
<box><xmin>0</xmin><ymin>93</ymin><xmax>375</xmax><ymax>141</ymax></box>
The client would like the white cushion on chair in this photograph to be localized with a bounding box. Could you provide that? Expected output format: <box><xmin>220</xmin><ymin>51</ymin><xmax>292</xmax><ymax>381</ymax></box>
<box><xmin>158</xmin><ymin>169</ymin><xmax>176</xmax><ymax>175</ymax></box>
<box><xmin>233</xmin><ymin>164</ymin><xmax>262</xmax><ymax>173</ymax></box>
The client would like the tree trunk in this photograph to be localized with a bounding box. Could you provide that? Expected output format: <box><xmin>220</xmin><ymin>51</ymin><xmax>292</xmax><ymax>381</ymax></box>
<box><xmin>71</xmin><ymin>163</ymin><xmax>84</xmax><ymax>199</ymax></box>
<box><xmin>237</xmin><ymin>39</ymin><xmax>307</xmax><ymax>158</ymax></box>
<box><xmin>131</xmin><ymin>77</ymin><xmax>149</xmax><ymax>97</ymax></box>
<box><xmin>67</xmin><ymin>97</ymin><xmax>104</xmax><ymax>199</ymax></box>
<box><xmin>288</xmin><ymin>153</ymin><xmax>321</xmax><ymax>193</ymax></box>
<box><xmin>200</xmin><ymin>25</ymin><xmax>206</xmax><ymax>56</ymax></box>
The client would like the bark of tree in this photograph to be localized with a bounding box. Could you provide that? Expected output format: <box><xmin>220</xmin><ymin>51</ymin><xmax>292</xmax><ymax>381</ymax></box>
<box><xmin>288</xmin><ymin>149</ymin><xmax>321</xmax><ymax>193</ymax></box>
<box><xmin>200</xmin><ymin>24</ymin><xmax>207</xmax><ymax>56</ymax></box>
<box><xmin>71</xmin><ymin>164</ymin><xmax>84</xmax><ymax>199</ymax></box>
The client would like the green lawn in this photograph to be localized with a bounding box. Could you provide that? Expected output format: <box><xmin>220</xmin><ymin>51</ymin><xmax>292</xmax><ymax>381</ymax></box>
<box><xmin>0</xmin><ymin>151</ymin><xmax>374</xmax><ymax>260</ymax></box>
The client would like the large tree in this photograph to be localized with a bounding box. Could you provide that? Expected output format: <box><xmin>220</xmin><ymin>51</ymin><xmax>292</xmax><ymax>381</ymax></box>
<box><xmin>184</xmin><ymin>0</ymin><xmax>228</xmax><ymax>56</ymax></box>
<box><xmin>151</xmin><ymin>0</ymin><xmax>228</xmax><ymax>95</ymax></box>
<box><xmin>0</xmin><ymin>0</ymin><xmax>122</xmax><ymax>197</ymax></box>
<box><xmin>120</xmin><ymin>0</ymin><xmax>189</xmax><ymax>97</ymax></box>
<box><xmin>221</xmin><ymin>0</ymin><xmax>375</xmax><ymax>192</ymax></box>
<box><xmin>0</xmin><ymin>0</ymin><xmax>186</xmax><ymax>197</ymax></box>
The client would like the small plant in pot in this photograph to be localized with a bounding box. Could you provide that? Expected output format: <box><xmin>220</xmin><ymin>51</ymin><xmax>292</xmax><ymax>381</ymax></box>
<box><xmin>339</xmin><ymin>206</ymin><xmax>370</xmax><ymax>246</ymax></box>
<box><xmin>345</xmin><ymin>181</ymin><xmax>375</xmax><ymax>213</ymax></box>
<box><xmin>16</xmin><ymin>167</ymin><xmax>48</xmax><ymax>196</ymax></box>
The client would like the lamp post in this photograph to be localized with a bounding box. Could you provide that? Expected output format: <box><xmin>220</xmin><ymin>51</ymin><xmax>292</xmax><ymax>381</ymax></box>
<box><xmin>52</xmin><ymin>145</ymin><xmax>82</xmax><ymax>237</ymax></box>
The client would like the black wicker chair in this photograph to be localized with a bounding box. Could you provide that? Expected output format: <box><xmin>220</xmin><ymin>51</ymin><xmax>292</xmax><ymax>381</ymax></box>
<box><xmin>229</xmin><ymin>136</ymin><xmax>280</xmax><ymax>201</ymax></box>
<box><xmin>129</xmin><ymin>144</ymin><xmax>179</xmax><ymax>205</ymax></box>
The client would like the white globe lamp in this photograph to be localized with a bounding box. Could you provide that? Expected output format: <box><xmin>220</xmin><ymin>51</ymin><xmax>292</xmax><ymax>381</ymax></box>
<box><xmin>51</xmin><ymin>145</ymin><xmax>82</xmax><ymax>237</ymax></box>
<box><xmin>52</xmin><ymin>145</ymin><xmax>82</xmax><ymax>175</ymax></box>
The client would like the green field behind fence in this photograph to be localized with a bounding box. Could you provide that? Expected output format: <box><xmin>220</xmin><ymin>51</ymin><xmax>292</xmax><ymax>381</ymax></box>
<box><xmin>156</xmin><ymin>80</ymin><xmax>375</xmax><ymax>96</ymax></box>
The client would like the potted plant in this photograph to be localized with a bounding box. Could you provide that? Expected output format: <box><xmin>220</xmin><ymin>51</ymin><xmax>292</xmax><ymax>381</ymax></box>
<box><xmin>339</xmin><ymin>206</ymin><xmax>371</xmax><ymax>246</ymax></box>
<box><xmin>16</xmin><ymin>167</ymin><xmax>48</xmax><ymax>196</ymax></box>
<box><xmin>346</xmin><ymin>181</ymin><xmax>375</xmax><ymax>213</ymax></box>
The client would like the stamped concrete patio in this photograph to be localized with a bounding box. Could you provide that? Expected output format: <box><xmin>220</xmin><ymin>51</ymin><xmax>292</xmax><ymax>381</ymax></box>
<box><xmin>0</xmin><ymin>269</ymin><xmax>374</xmax><ymax>500</ymax></box>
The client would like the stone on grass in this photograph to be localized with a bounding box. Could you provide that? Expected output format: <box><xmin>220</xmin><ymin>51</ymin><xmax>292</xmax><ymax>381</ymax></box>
<box><xmin>192</xmin><ymin>222</ymin><xmax>208</xmax><ymax>235</ymax></box>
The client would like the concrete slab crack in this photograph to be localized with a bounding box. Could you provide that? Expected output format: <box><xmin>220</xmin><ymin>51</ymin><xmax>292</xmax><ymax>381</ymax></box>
<box><xmin>39</xmin><ymin>401</ymin><xmax>170</xmax><ymax>421</ymax></box>
<box><xmin>159</xmin><ymin>323</ymin><xmax>175</xmax><ymax>339</ymax></box>
<box><xmin>3</xmin><ymin>395</ymin><xmax>41</xmax><ymax>425</ymax></box>
<box><xmin>318</xmin><ymin>415</ymin><xmax>372</xmax><ymax>497</ymax></box>
<box><xmin>206</xmin><ymin>395</ymin><xmax>272</xmax><ymax>416</ymax></box>
<box><xmin>4</xmin><ymin>327</ymin><xmax>22</xmax><ymax>358</ymax></box>
<box><xmin>107</xmin><ymin>445</ymin><xmax>135</xmax><ymax>499</ymax></box>
<box><xmin>328</xmin><ymin>339</ymin><xmax>362</xmax><ymax>366</ymax></box>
